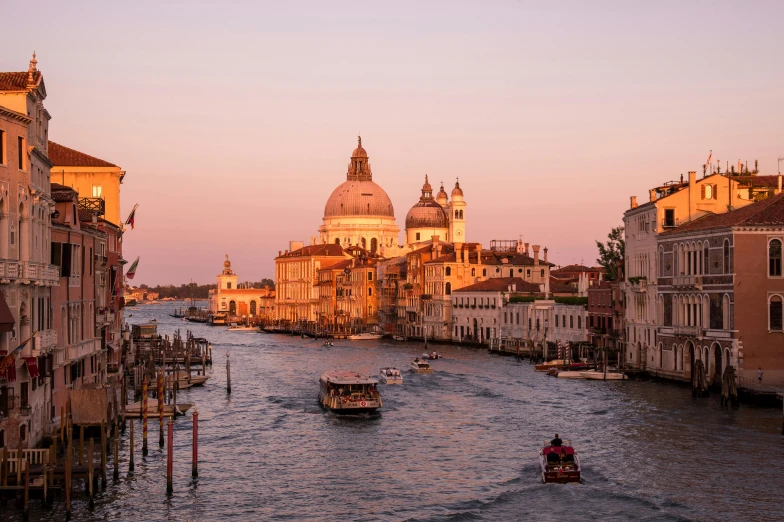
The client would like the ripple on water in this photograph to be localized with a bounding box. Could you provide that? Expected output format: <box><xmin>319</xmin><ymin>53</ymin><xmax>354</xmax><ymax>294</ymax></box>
<box><xmin>17</xmin><ymin>302</ymin><xmax>784</xmax><ymax>522</ymax></box>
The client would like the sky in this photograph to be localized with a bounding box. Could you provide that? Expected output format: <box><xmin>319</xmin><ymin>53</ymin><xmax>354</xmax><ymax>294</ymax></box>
<box><xmin>3</xmin><ymin>1</ymin><xmax>783</xmax><ymax>285</ymax></box>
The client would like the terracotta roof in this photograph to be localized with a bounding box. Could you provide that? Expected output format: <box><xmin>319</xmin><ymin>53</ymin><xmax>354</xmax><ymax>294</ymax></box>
<box><xmin>48</xmin><ymin>141</ymin><xmax>117</xmax><ymax>167</ymax></box>
<box><xmin>482</xmin><ymin>251</ymin><xmax>553</xmax><ymax>267</ymax></box>
<box><xmin>455</xmin><ymin>277</ymin><xmax>539</xmax><ymax>293</ymax></box>
<box><xmin>552</xmin><ymin>264</ymin><xmax>602</xmax><ymax>273</ymax></box>
<box><xmin>661</xmin><ymin>193</ymin><xmax>784</xmax><ymax>235</ymax></box>
<box><xmin>277</xmin><ymin>244</ymin><xmax>345</xmax><ymax>258</ymax></box>
<box><xmin>732</xmin><ymin>175</ymin><xmax>781</xmax><ymax>188</ymax></box>
<box><xmin>0</xmin><ymin>71</ymin><xmax>41</xmax><ymax>91</ymax></box>
<box><xmin>51</xmin><ymin>183</ymin><xmax>77</xmax><ymax>202</ymax></box>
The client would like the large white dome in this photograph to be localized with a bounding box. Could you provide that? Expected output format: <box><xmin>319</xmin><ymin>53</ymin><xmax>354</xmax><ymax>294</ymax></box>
<box><xmin>324</xmin><ymin>179</ymin><xmax>395</xmax><ymax>218</ymax></box>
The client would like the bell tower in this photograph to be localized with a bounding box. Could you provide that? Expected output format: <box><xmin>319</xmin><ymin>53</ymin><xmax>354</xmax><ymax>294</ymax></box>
<box><xmin>217</xmin><ymin>255</ymin><xmax>239</xmax><ymax>290</ymax></box>
<box><xmin>449</xmin><ymin>180</ymin><xmax>466</xmax><ymax>242</ymax></box>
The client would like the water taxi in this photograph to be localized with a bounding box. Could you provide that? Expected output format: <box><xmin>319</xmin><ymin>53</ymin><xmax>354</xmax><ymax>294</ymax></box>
<box><xmin>409</xmin><ymin>359</ymin><xmax>434</xmax><ymax>374</ymax></box>
<box><xmin>318</xmin><ymin>371</ymin><xmax>382</xmax><ymax>414</ymax></box>
<box><xmin>534</xmin><ymin>359</ymin><xmax>567</xmax><ymax>372</ymax></box>
<box><xmin>539</xmin><ymin>439</ymin><xmax>581</xmax><ymax>483</ymax></box>
<box><xmin>346</xmin><ymin>332</ymin><xmax>383</xmax><ymax>340</ymax></box>
<box><xmin>580</xmin><ymin>370</ymin><xmax>628</xmax><ymax>380</ymax></box>
<box><xmin>379</xmin><ymin>367</ymin><xmax>403</xmax><ymax>384</ymax></box>
<box><xmin>227</xmin><ymin>324</ymin><xmax>257</xmax><ymax>332</ymax></box>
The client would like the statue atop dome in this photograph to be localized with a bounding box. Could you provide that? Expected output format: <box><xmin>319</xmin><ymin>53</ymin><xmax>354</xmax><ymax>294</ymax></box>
<box><xmin>347</xmin><ymin>136</ymin><xmax>372</xmax><ymax>181</ymax></box>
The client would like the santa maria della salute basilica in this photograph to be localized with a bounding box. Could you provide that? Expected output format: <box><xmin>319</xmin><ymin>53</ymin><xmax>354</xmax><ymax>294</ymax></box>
<box><xmin>317</xmin><ymin>136</ymin><xmax>466</xmax><ymax>256</ymax></box>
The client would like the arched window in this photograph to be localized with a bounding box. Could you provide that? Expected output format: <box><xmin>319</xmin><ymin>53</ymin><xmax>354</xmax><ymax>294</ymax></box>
<box><xmin>445</xmin><ymin>282</ymin><xmax>451</xmax><ymax>295</ymax></box>
<box><xmin>703</xmin><ymin>243</ymin><xmax>709</xmax><ymax>274</ymax></box>
<box><xmin>370</xmin><ymin>238</ymin><xmax>378</xmax><ymax>254</ymax></box>
<box><xmin>361</xmin><ymin>237</ymin><xmax>367</xmax><ymax>249</ymax></box>
<box><xmin>483</xmin><ymin>269</ymin><xmax>487</xmax><ymax>277</ymax></box>
<box><xmin>770</xmin><ymin>239</ymin><xmax>782</xmax><ymax>276</ymax></box>
<box><xmin>445</xmin><ymin>267</ymin><xmax>451</xmax><ymax>276</ymax></box>
<box><xmin>250</xmin><ymin>301</ymin><xmax>257</xmax><ymax>315</ymax></box>
<box><xmin>368</xmin><ymin>287</ymin><xmax>372</xmax><ymax>296</ymax></box>
<box><xmin>577</xmin><ymin>316</ymin><xmax>581</xmax><ymax>329</ymax></box>
<box><xmin>508</xmin><ymin>269</ymin><xmax>513</xmax><ymax>277</ymax></box>
<box><xmin>455</xmin><ymin>210</ymin><xmax>459</xmax><ymax>219</ymax></box>
<box><xmin>334</xmin><ymin>238</ymin><xmax>340</xmax><ymax>245</ymax></box>
<box><xmin>569</xmin><ymin>315</ymin><xmax>574</xmax><ymax>329</ymax></box>
<box><xmin>555</xmin><ymin>315</ymin><xmax>559</xmax><ymax>327</ymax></box>
<box><xmin>723</xmin><ymin>240</ymin><xmax>731</xmax><ymax>274</ymax></box>
<box><xmin>471</xmin><ymin>268</ymin><xmax>475</xmax><ymax>277</ymax></box>
<box><xmin>770</xmin><ymin>295</ymin><xmax>783</xmax><ymax>331</ymax></box>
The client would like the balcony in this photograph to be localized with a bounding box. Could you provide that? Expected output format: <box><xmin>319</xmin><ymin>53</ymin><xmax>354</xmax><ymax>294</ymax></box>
<box><xmin>78</xmin><ymin>197</ymin><xmax>105</xmax><ymax>217</ymax></box>
<box><xmin>31</xmin><ymin>329</ymin><xmax>58</xmax><ymax>355</ymax></box>
<box><xmin>94</xmin><ymin>254</ymin><xmax>108</xmax><ymax>268</ymax></box>
<box><xmin>69</xmin><ymin>274</ymin><xmax>80</xmax><ymax>287</ymax></box>
<box><xmin>19</xmin><ymin>404</ymin><xmax>32</xmax><ymax>417</ymax></box>
<box><xmin>22</xmin><ymin>261</ymin><xmax>60</xmax><ymax>285</ymax></box>
<box><xmin>672</xmin><ymin>275</ymin><xmax>703</xmax><ymax>290</ymax></box>
<box><xmin>0</xmin><ymin>260</ymin><xmax>21</xmax><ymax>281</ymax></box>
<box><xmin>629</xmin><ymin>278</ymin><xmax>648</xmax><ymax>293</ymax></box>
<box><xmin>673</xmin><ymin>325</ymin><xmax>702</xmax><ymax>337</ymax></box>
<box><xmin>661</xmin><ymin>216</ymin><xmax>681</xmax><ymax>229</ymax></box>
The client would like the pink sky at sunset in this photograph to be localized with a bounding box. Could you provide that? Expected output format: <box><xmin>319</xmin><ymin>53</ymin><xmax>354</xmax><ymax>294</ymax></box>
<box><xmin>3</xmin><ymin>1</ymin><xmax>783</xmax><ymax>285</ymax></box>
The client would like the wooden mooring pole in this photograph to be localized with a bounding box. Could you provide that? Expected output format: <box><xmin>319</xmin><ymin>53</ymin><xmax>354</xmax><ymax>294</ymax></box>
<box><xmin>158</xmin><ymin>369</ymin><xmax>165</xmax><ymax>447</ymax></box>
<box><xmin>87</xmin><ymin>438</ymin><xmax>94</xmax><ymax>507</ymax></box>
<box><xmin>142</xmin><ymin>378</ymin><xmax>149</xmax><ymax>456</ymax></box>
<box><xmin>192</xmin><ymin>408</ymin><xmax>198</xmax><ymax>478</ymax></box>
<box><xmin>101</xmin><ymin>419</ymin><xmax>107</xmax><ymax>488</ymax></box>
<box><xmin>129</xmin><ymin>420</ymin><xmax>135</xmax><ymax>473</ymax></box>
<box><xmin>226</xmin><ymin>351</ymin><xmax>232</xmax><ymax>394</ymax></box>
<box><xmin>113</xmin><ymin>414</ymin><xmax>120</xmax><ymax>480</ymax></box>
<box><xmin>65</xmin><ymin>440</ymin><xmax>72</xmax><ymax>520</ymax></box>
<box><xmin>166</xmin><ymin>420</ymin><xmax>174</xmax><ymax>495</ymax></box>
<box><xmin>23</xmin><ymin>455</ymin><xmax>30</xmax><ymax>520</ymax></box>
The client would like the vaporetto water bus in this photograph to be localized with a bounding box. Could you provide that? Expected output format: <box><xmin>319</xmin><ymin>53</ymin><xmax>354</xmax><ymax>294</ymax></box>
<box><xmin>318</xmin><ymin>370</ymin><xmax>382</xmax><ymax>414</ymax></box>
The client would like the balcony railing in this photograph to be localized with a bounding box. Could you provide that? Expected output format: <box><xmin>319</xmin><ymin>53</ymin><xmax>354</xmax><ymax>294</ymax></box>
<box><xmin>673</xmin><ymin>325</ymin><xmax>702</xmax><ymax>336</ymax></box>
<box><xmin>32</xmin><ymin>329</ymin><xmax>58</xmax><ymax>355</ymax></box>
<box><xmin>79</xmin><ymin>197</ymin><xmax>105</xmax><ymax>216</ymax></box>
<box><xmin>672</xmin><ymin>275</ymin><xmax>703</xmax><ymax>290</ymax></box>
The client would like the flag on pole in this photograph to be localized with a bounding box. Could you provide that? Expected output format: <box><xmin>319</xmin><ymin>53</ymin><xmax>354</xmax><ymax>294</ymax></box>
<box><xmin>125</xmin><ymin>204</ymin><xmax>138</xmax><ymax>230</ymax></box>
<box><xmin>126</xmin><ymin>257</ymin><xmax>140</xmax><ymax>280</ymax></box>
<box><xmin>0</xmin><ymin>336</ymin><xmax>34</xmax><ymax>377</ymax></box>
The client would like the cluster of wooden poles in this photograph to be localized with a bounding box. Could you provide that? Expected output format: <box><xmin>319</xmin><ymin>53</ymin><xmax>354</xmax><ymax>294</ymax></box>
<box><xmin>0</xmin><ymin>383</ymin><xmax>200</xmax><ymax>519</ymax></box>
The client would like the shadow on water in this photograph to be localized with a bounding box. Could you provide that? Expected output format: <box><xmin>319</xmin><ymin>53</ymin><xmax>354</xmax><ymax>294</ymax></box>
<box><xmin>15</xmin><ymin>301</ymin><xmax>784</xmax><ymax>522</ymax></box>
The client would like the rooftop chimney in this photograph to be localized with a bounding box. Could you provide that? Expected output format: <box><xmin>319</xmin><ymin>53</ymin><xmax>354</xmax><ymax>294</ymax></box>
<box><xmin>524</xmin><ymin>242</ymin><xmax>529</xmax><ymax>255</ymax></box>
<box><xmin>649</xmin><ymin>189</ymin><xmax>656</xmax><ymax>202</ymax></box>
<box><xmin>630</xmin><ymin>196</ymin><xmax>638</xmax><ymax>209</ymax></box>
<box><xmin>543</xmin><ymin>247</ymin><xmax>548</xmax><ymax>263</ymax></box>
<box><xmin>688</xmin><ymin>171</ymin><xmax>696</xmax><ymax>186</ymax></box>
<box><xmin>475</xmin><ymin>243</ymin><xmax>482</xmax><ymax>264</ymax></box>
<box><xmin>433</xmin><ymin>235</ymin><xmax>441</xmax><ymax>257</ymax></box>
<box><xmin>778</xmin><ymin>174</ymin><xmax>783</xmax><ymax>195</ymax></box>
<box><xmin>532</xmin><ymin>245</ymin><xmax>540</xmax><ymax>266</ymax></box>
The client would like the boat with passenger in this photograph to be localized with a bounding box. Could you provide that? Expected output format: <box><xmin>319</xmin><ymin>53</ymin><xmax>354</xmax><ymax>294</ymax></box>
<box><xmin>409</xmin><ymin>359</ymin><xmax>434</xmax><ymax>374</ymax></box>
<box><xmin>347</xmin><ymin>332</ymin><xmax>383</xmax><ymax>340</ymax></box>
<box><xmin>421</xmin><ymin>351</ymin><xmax>443</xmax><ymax>360</ymax></box>
<box><xmin>379</xmin><ymin>367</ymin><xmax>403</xmax><ymax>384</ymax></box>
<box><xmin>539</xmin><ymin>437</ymin><xmax>581</xmax><ymax>483</ymax></box>
<box><xmin>318</xmin><ymin>371</ymin><xmax>382</xmax><ymax>414</ymax></box>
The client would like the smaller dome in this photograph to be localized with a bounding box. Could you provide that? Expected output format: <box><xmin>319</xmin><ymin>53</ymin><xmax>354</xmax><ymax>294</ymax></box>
<box><xmin>451</xmin><ymin>180</ymin><xmax>464</xmax><ymax>197</ymax></box>
<box><xmin>406</xmin><ymin>201</ymin><xmax>449</xmax><ymax>230</ymax></box>
<box><xmin>224</xmin><ymin>255</ymin><xmax>231</xmax><ymax>268</ymax></box>
<box><xmin>436</xmin><ymin>183</ymin><xmax>448</xmax><ymax>201</ymax></box>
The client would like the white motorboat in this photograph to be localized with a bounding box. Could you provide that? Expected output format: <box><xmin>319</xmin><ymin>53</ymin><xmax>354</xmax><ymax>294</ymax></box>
<box><xmin>227</xmin><ymin>325</ymin><xmax>257</xmax><ymax>332</ymax></box>
<box><xmin>347</xmin><ymin>332</ymin><xmax>383</xmax><ymax>340</ymax></box>
<box><xmin>392</xmin><ymin>335</ymin><xmax>406</xmax><ymax>342</ymax></box>
<box><xmin>421</xmin><ymin>351</ymin><xmax>443</xmax><ymax>360</ymax></box>
<box><xmin>409</xmin><ymin>359</ymin><xmax>434</xmax><ymax>374</ymax></box>
<box><xmin>379</xmin><ymin>367</ymin><xmax>404</xmax><ymax>384</ymax></box>
<box><xmin>556</xmin><ymin>370</ymin><xmax>586</xmax><ymax>379</ymax></box>
<box><xmin>579</xmin><ymin>370</ymin><xmax>628</xmax><ymax>380</ymax></box>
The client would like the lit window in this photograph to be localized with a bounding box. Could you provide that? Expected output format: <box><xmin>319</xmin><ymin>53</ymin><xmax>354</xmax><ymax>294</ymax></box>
<box><xmin>92</xmin><ymin>185</ymin><xmax>102</xmax><ymax>198</ymax></box>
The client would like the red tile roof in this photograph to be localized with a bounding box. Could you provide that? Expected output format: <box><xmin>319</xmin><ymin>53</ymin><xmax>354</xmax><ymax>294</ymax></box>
<box><xmin>0</xmin><ymin>71</ymin><xmax>40</xmax><ymax>91</ymax></box>
<box><xmin>51</xmin><ymin>183</ymin><xmax>77</xmax><ymax>202</ymax></box>
<box><xmin>552</xmin><ymin>264</ymin><xmax>602</xmax><ymax>273</ymax></box>
<box><xmin>455</xmin><ymin>277</ymin><xmax>539</xmax><ymax>293</ymax></box>
<box><xmin>661</xmin><ymin>193</ymin><xmax>784</xmax><ymax>235</ymax></box>
<box><xmin>277</xmin><ymin>244</ymin><xmax>345</xmax><ymax>258</ymax></box>
<box><xmin>48</xmin><ymin>141</ymin><xmax>117</xmax><ymax>168</ymax></box>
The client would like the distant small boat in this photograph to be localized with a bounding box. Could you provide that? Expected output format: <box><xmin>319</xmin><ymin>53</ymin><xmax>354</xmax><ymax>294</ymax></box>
<box><xmin>379</xmin><ymin>367</ymin><xmax>403</xmax><ymax>384</ymax></box>
<box><xmin>124</xmin><ymin>399</ymin><xmax>193</xmax><ymax>418</ymax></box>
<box><xmin>347</xmin><ymin>332</ymin><xmax>383</xmax><ymax>340</ymax></box>
<box><xmin>409</xmin><ymin>359</ymin><xmax>433</xmax><ymax>374</ymax></box>
<box><xmin>421</xmin><ymin>352</ymin><xmax>442</xmax><ymax>360</ymax></box>
<box><xmin>580</xmin><ymin>370</ymin><xmax>627</xmax><ymax>380</ymax></box>
<box><xmin>227</xmin><ymin>325</ymin><xmax>257</xmax><ymax>332</ymax></box>
<box><xmin>392</xmin><ymin>335</ymin><xmax>406</xmax><ymax>342</ymax></box>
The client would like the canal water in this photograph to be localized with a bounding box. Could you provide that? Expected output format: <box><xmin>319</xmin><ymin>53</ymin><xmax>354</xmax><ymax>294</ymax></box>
<box><xmin>6</xmin><ymin>302</ymin><xmax>784</xmax><ymax>522</ymax></box>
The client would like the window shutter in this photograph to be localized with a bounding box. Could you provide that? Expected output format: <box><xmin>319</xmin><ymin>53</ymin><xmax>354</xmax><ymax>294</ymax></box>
<box><xmin>701</xmin><ymin>185</ymin><xmax>706</xmax><ymax>199</ymax></box>
<box><xmin>714</xmin><ymin>184</ymin><xmax>718</xmax><ymax>200</ymax></box>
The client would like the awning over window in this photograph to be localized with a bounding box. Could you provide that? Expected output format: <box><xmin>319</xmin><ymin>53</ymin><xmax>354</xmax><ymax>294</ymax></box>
<box><xmin>0</xmin><ymin>293</ymin><xmax>15</xmax><ymax>333</ymax></box>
